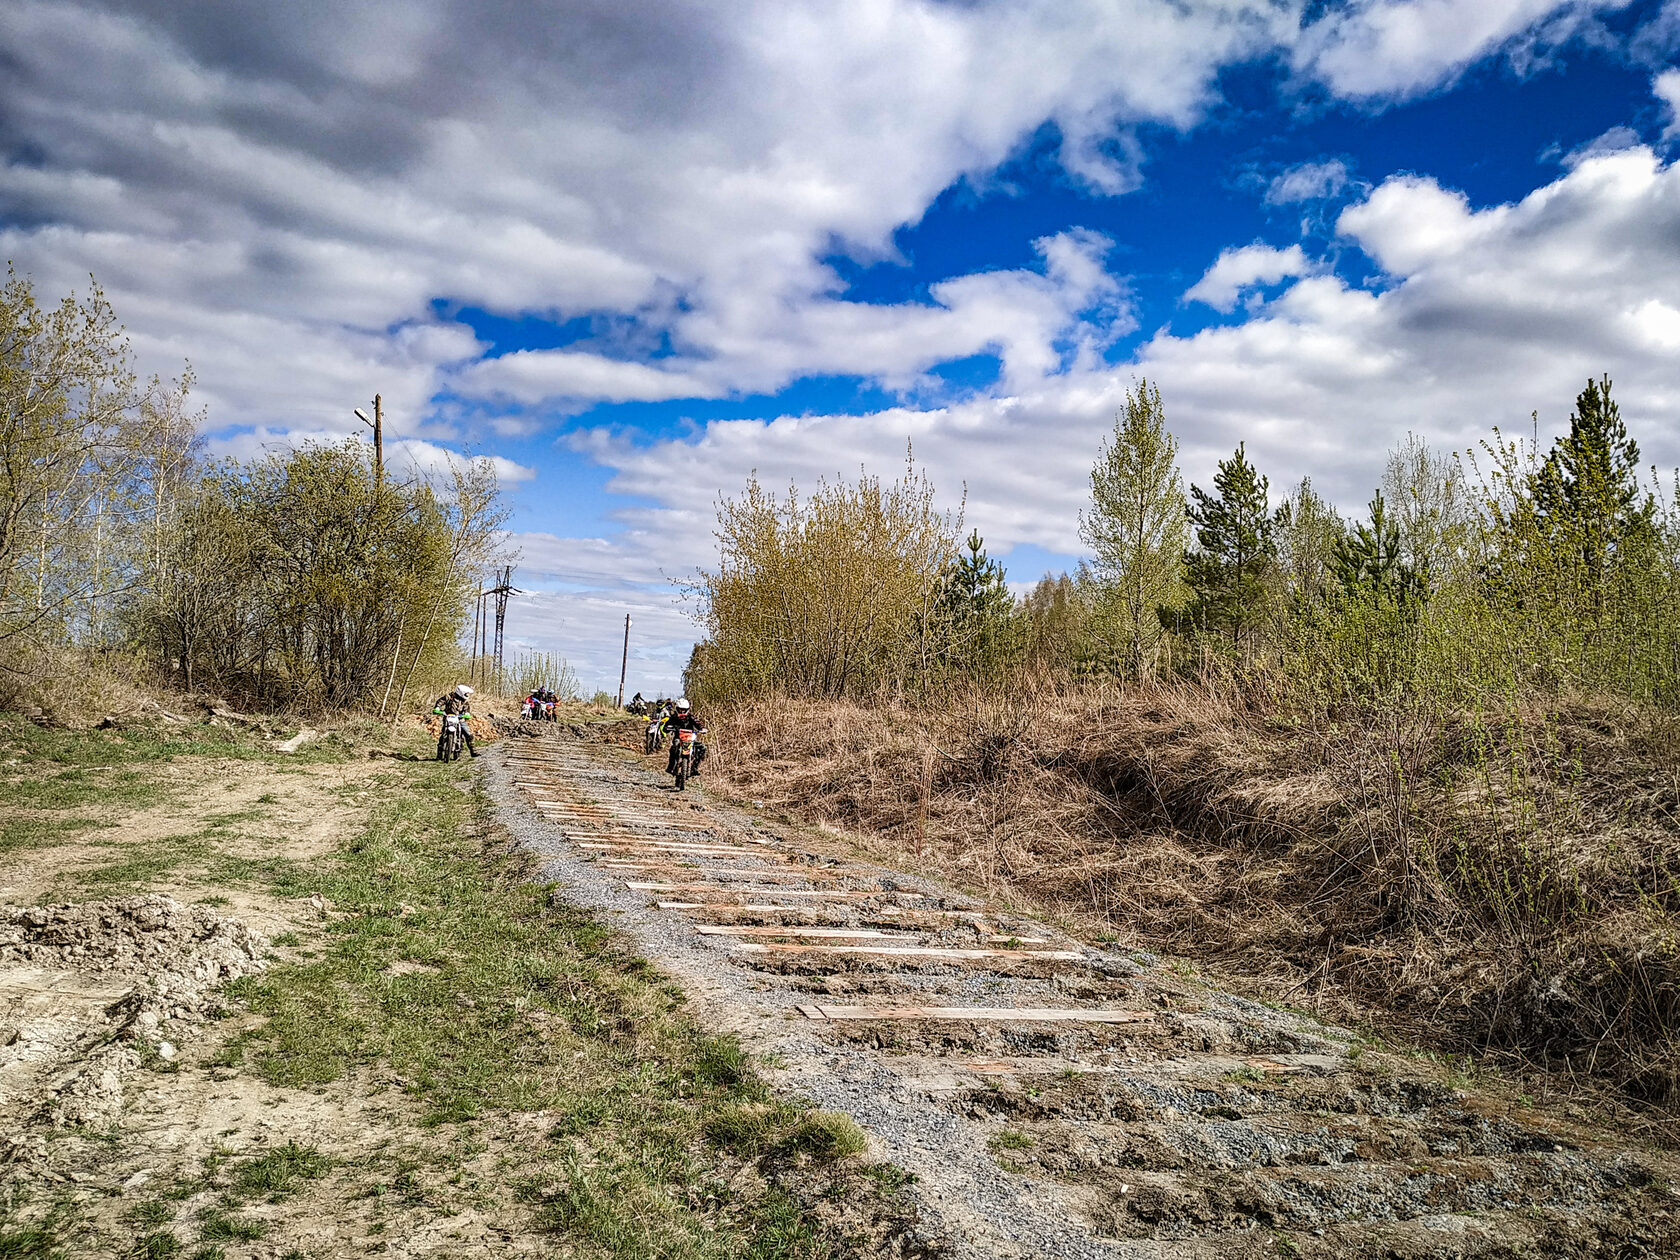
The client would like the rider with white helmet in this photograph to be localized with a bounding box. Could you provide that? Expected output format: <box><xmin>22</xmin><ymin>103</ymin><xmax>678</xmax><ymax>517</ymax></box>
<box><xmin>431</xmin><ymin>683</ymin><xmax>478</xmax><ymax>759</ymax></box>
<box><xmin>663</xmin><ymin>696</ymin><xmax>707</xmax><ymax>779</ymax></box>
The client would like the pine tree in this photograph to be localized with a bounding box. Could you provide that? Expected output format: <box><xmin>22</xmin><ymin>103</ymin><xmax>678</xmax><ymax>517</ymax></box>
<box><xmin>1078</xmin><ymin>379</ymin><xmax>1188</xmax><ymax>677</ymax></box>
<box><xmin>937</xmin><ymin>529</ymin><xmax>1021</xmax><ymax>678</ymax></box>
<box><xmin>1179</xmin><ymin>443</ymin><xmax>1276</xmax><ymax>646</ymax></box>
<box><xmin>1332</xmin><ymin>493</ymin><xmax>1425</xmax><ymax>609</ymax></box>
<box><xmin>1530</xmin><ymin>375</ymin><xmax>1653</xmax><ymax>622</ymax></box>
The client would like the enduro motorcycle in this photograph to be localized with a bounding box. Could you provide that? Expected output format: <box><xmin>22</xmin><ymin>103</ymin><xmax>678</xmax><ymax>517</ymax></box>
<box><xmin>540</xmin><ymin>699</ymin><xmax>557</xmax><ymax>722</ymax></box>
<box><xmin>672</xmin><ymin>727</ymin><xmax>698</xmax><ymax>791</ymax></box>
<box><xmin>644</xmin><ymin>712</ymin><xmax>664</xmax><ymax>754</ymax></box>
<box><xmin>439</xmin><ymin>712</ymin><xmax>467</xmax><ymax>761</ymax></box>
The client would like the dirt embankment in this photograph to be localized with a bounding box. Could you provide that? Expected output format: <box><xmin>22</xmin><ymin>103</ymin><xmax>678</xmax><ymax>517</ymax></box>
<box><xmin>706</xmin><ymin>685</ymin><xmax>1680</xmax><ymax>1128</ymax></box>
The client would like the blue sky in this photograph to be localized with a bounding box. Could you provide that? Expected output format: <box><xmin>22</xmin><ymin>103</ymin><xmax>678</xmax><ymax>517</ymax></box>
<box><xmin>4</xmin><ymin>0</ymin><xmax>1680</xmax><ymax>691</ymax></box>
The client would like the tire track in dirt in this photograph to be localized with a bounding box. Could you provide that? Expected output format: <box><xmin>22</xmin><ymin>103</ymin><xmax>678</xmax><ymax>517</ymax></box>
<box><xmin>491</xmin><ymin>730</ymin><xmax>1680</xmax><ymax>1259</ymax></box>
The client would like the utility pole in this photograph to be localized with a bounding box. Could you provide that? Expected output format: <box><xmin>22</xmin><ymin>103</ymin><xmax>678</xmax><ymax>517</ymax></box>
<box><xmin>353</xmin><ymin>394</ymin><xmax>384</xmax><ymax>487</ymax></box>
<box><xmin>616</xmin><ymin>614</ymin><xmax>631</xmax><ymax>709</ymax></box>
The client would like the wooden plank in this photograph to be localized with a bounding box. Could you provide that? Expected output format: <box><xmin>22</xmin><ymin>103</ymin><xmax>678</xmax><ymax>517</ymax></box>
<box><xmin>800</xmin><ymin>1005</ymin><xmax>1154</xmax><ymax>1023</ymax></box>
<box><xmin>658</xmin><ymin>901</ymin><xmax>858</xmax><ymax>911</ymax></box>
<box><xmin>627</xmin><ymin>882</ymin><xmax>876</xmax><ymax>897</ymax></box>
<box><xmin>734</xmin><ymin>943</ymin><xmax>1085</xmax><ymax>961</ymax></box>
<box><xmin>574</xmin><ymin>839</ymin><xmax>762</xmax><ymax>854</ymax></box>
<box><xmin>694</xmin><ymin>925</ymin><xmax>917</xmax><ymax>940</ymax></box>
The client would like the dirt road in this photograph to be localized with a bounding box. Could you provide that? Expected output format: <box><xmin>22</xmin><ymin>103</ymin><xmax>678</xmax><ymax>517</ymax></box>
<box><xmin>492</xmin><ymin>727</ymin><xmax>1680</xmax><ymax>1260</ymax></box>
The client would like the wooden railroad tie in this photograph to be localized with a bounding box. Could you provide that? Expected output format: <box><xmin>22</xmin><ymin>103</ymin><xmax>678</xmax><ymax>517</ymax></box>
<box><xmin>795</xmin><ymin>1004</ymin><xmax>1154</xmax><ymax>1023</ymax></box>
<box><xmin>694</xmin><ymin>925</ymin><xmax>918</xmax><ymax>940</ymax></box>
<box><xmin>735</xmin><ymin>943</ymin><xmax>1085</xmax><ymax>961</ymax></box>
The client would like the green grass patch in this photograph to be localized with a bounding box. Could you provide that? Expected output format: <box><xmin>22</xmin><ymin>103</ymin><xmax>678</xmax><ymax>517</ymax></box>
<box><xmin>221</xmin><ymin>759</ymin><xmax>903</xmax><ymax>1256</ymax></box>
<box><xmin>0</xmin><ymin>1224</ymin><xmax>67</xmax><ymax>1260</ymax></box>
<box><xmin>230</xmin><ymin>1143</ymin><xmax>332</xmax><ymax>1201</ymax></box>
<box><xmin>194</xmin><ymin>1210</ymin><xmax>264</xmax><ymax>1242</ymax></box>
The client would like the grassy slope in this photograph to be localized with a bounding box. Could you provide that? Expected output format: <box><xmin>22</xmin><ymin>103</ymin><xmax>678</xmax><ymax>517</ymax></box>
<box><xmin>0</xmin><ymin>715</ymin><xmax>916</xmax><ymax>1258</ymax></box>
<box><xmin>708</xmin><ymin>684</ymin><xmax>1680</xmax><ymax>1132</ymax></box>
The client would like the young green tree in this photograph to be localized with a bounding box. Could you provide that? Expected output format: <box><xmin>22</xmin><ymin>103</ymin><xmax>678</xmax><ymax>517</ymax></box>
<box><xmin>1078</xmin><ymin>380</ymin><xmax>1188</xmax><ymax>677</ymax></box>
<box><xmin>1381</xmin><ymin>433</ymin><xmax>1469</xmax><ymax>596</ymax></box>
<box><xmin>1274</xmin><ymin>477</ymin><xmax>1344</xmax><ymax>605</ymax></box>
<box><xmin>1178</xmin><ymin>443</ymin><xmax>1277</xmax><ymax>647</ymax></box>
<box><xmin>1021</xmin><ymin>571</ymin><xmax>1089</xmax><ymax>674</ymax></box>
<box><xmin>1332</xmin><ymin>493</ymin><xmax>1425</xmax><ymax>609</ymax></box>
<box><xmin>936</xmin><ymin>530</ymin><xmax>1021</xmax><ymax>679</ymax></box>
<box><xmin>0</xmin><ymin>269</ymin><xmax>138</xmax><ymax>656</ymax></box>
<box><xmin>1530</xmin><ymin>375</ymin><xmax>1654</xmax><ymax>623</ymax></box>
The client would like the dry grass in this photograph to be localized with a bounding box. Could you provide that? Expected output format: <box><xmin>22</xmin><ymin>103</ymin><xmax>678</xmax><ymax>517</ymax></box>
<box><xmin>711</xmin><ymin>680</ymin><xmax>1680</xmax><ymax>1128</ymax></box>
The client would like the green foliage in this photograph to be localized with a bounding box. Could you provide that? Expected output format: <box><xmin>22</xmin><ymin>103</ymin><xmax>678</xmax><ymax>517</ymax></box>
<box><xmin>1080</xmin><ymin>380</ymin><xmax>1189</xmax><ymax>677</ymax></box>
<box><xmin>933</xmin><ymin>531</ymin><xmax>1022</xmax><ymax>680</ymax></box>
<box><xmin>1173</xmin><ymin>442</ymin><xmax>1277</xmax><ymax>647</ymax></box>
<box><xmin>0</xmin><ymin>270</ymin><xmax>509</xmax><ymax>715</ymax></box>
<box><xmin>136</xmin><ymin>442</ymin><xmax>503</xmax><ymax>710</ymax></box>
<box><xmin>1021</xmin><ymin>572</ymin><xmax>1092</xmax><ymax>674</ymax></box>
<box><xmin>1332</xmin><ymin>493</ymin><xmax>1425</xmax><ymax>609</ymax></box>
<box><xmin>1274</xmin><ymin>477</ymin><xmax>1344</xmax><ymax>605</ymax></box>
<box><xmin>504</xmin><ymin>651</ymin><xmax>581</xmax><ymax>702</ymax></box>
<box><xmin>691</xmin><ymin>453</ymin><xmax>957</xmax><ymax>702</ymax></box>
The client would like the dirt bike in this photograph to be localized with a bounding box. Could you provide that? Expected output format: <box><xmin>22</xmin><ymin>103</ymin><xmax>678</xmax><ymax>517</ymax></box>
<box><xmin>439</xmin><ymin>712</ymin><xmax>467</xmax><ymax>761</ymax></box>
<box><xmin>672</xmin><ymin>727</ymin><xmax>698</xmax><ymax>791</ymax></box>
<box><xmin>644</xmin><ymin>713</ymin><xmax>664</xmax><ymax>754</ymax></box>
<box><xmin>540</xmin><ymin>699</ymin><xmax>557</xmax><ymax>722</ymax></box>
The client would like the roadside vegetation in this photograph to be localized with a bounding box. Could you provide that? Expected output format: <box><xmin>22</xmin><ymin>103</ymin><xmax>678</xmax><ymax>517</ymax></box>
<box><xmin>0</xmin><ymin>716</ymin><xmax>913</xmax><ymax>1257</ymax></box>
<box><xmin>687</xmin><ymin>375</ymin><xmax>1680</xmax><ymax>1130</ymax></box>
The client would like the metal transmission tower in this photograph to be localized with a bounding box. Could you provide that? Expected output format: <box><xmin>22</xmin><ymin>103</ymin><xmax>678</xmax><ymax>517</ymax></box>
<box><xmin>490</xmin><ymin>564</ymin><xmax>516</xmax><ymax>693</ymax></box>
<box><xmin>469</xmin><ymin>566</ymin><xmax>519</xmax><ymax>692</ymax></box>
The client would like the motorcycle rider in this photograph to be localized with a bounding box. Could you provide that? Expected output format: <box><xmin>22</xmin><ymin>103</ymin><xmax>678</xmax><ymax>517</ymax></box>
<box><xmin>663</xmin><ymin>697</ymin><xmax>707</xmax><ymax>778</ymax></box>
<box><xmin>432</xmin><ymin>684</ymin><xmax>478</xmax><ymax>759</ymax></box>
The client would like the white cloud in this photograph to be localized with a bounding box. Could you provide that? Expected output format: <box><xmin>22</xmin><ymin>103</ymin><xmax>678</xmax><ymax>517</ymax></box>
<box><xmin>524</xmin><ymin>144</ymin><xmax>1680</xmax><ymax>693</ymax></box>
<box><xmin>1265</xmin><ymin>158</ymin><xmax>1353</xmax><ymax>203</ymax></box>
<box><xmin>1185</xmin><ymin>244</ymin><xmax>1314</xmax><ymax>312</ymax></box>
<box><xmin>1658</xmin><ymin>68</ymin><xmax>1680</xmax><ymax>141</ymax></box>
<box><xmin>1296</xmin><ymin>0</ymin><xmax>1623</xmax><ymax>100</ymax></box>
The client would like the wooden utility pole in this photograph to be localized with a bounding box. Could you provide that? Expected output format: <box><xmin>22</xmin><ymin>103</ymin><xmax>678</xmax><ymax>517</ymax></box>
<box><xmin>353</xmin><ymin>394</ymin><xmax>385</xmax><ymax>487</ymax></box>
<box><xmin>616</xmin><ymin>614</ymin><xmax>631</xmax><ymax>709</ymax></box>
<box><xmin>372</xmin><ymin>394</ymin><xmax>384</xmax><ymax>487</ymax></box>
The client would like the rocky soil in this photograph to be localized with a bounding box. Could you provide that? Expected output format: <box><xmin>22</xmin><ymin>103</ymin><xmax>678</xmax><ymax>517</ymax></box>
<box><xmin>0</xmin><ymin>895</ymin><xmax>266</xmax><ymax>1144</ymax></box>
<box><xmin>490</xmin><ymin>726</ymin><xmax>1680</xmax><ymax>1259</ymax></box>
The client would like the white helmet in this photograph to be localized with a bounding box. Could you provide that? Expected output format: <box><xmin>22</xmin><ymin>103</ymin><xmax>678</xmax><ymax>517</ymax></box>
<box><xmin>455</xmin><ymin>684</ymin><xmax>474</xmax><ymax>698</ymax></box>
<box><xmin>675</xmin><ymin>696</ymin><xmax>690</xmax><ymax>710</ymax></box>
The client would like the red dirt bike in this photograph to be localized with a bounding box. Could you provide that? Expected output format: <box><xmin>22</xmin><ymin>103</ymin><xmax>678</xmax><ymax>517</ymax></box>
<box><xmin>672</xmin><ymin>728</ymin><xmax>698</xmax><ymax>791</ymax></box>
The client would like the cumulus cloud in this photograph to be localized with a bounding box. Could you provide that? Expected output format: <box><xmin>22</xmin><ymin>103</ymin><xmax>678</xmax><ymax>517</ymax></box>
<box><xmin>1658</xmin><ymin>68</ymin><xmax>1680</xmax><ymax>141</ymax></box>
<box><xmin>1295</xmin><ymin>0</ymin><xmax>1623</xmax><ymax>100</ymax></box>
<box><xmin>1184</xmin><ymin>243</ymin><xmax>1315</xmax><ymax>312</ymax></box>
<box><xmin>0</xmin><ymin>0</ymin><xmax>1305</xmax><ymax>437</ymax></box>
<box><xmin>532</xmin><ymin>145</ymin><xmax>1680</xmax><ymax>690</ymax></box>
<box><xmin>1265</xmin><ymin>158</ymin><xmax>1354</xmax><ymax>203</ymax></box>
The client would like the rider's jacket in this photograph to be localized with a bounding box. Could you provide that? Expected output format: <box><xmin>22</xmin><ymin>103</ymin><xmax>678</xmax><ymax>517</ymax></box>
<box><xmin>433</xmin><ymin>694</ymin><xmax>470</xmax><ymax>717</ymax></box>
<box><xmin>665</xmin><ymin>711</ymin><xmax>706</xmax><ymax>737</ymax></box>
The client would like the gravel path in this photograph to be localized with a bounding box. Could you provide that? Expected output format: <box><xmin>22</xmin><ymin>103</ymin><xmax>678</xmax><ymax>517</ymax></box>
<box><xmin>487</xmin><ymin>727</ymin><xmax>1680</xmax><ymax>1260</ymax></box>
